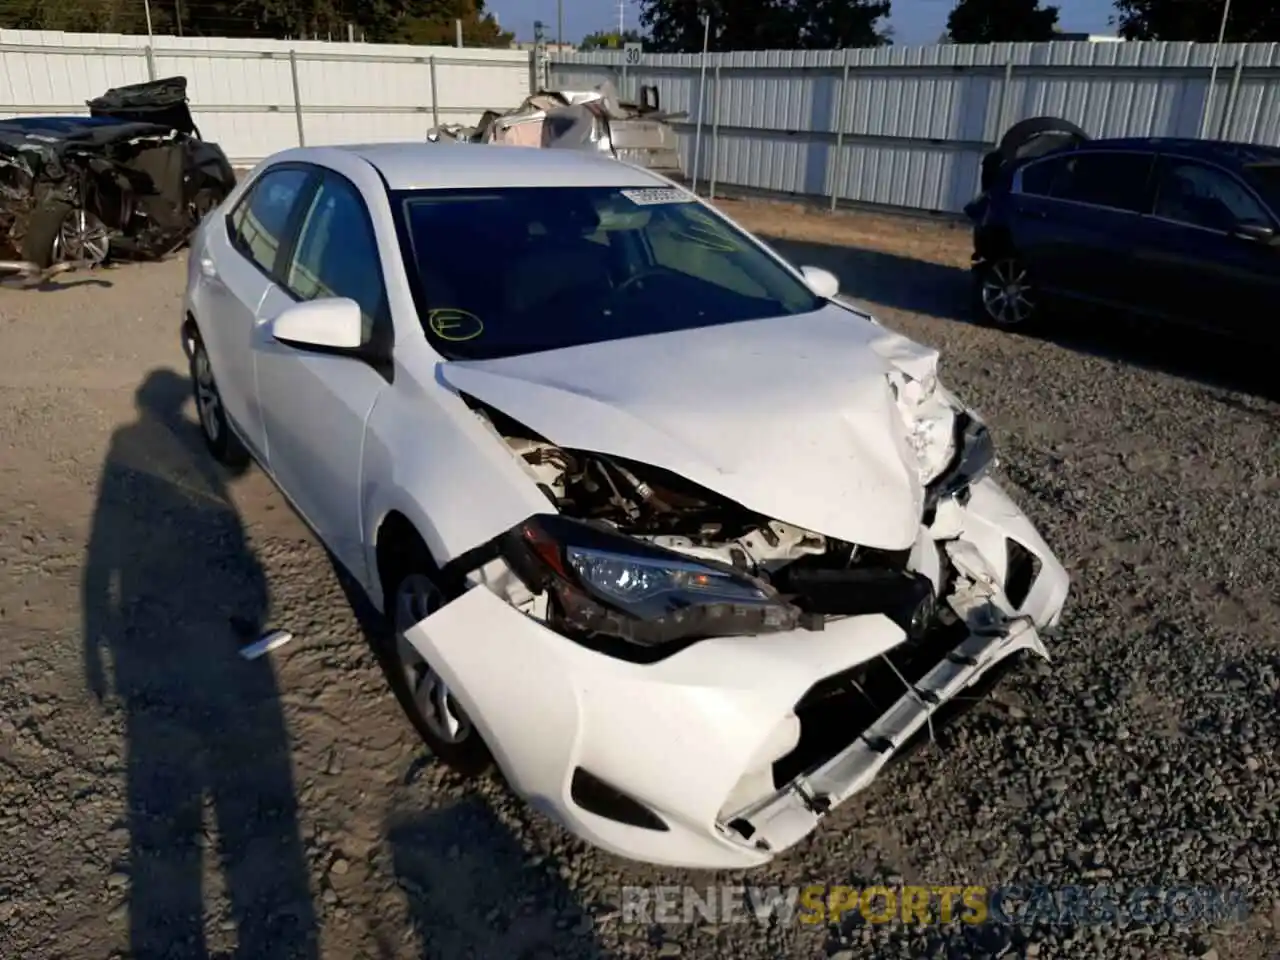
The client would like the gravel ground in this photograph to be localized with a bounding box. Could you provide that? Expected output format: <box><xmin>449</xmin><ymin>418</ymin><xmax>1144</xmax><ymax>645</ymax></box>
<box><xmin>1</xmin><ymin>201</ymin><xmax>1278</xmax><ymax>960</ymax></box>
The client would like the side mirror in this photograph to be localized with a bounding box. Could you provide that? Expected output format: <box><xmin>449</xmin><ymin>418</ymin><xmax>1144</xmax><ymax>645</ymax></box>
<box><xmin>1231</xmin><ymin>221</ymin><xmax>1277</xmax><ymax>245</ymax></box>
<box><xmin>799</xmin><ymin>265</ymin><xmax>840</xmax><ymax>299</ymax></box>
<box><xmin>270</xmin><ymin>297</ymin><xmax>364</xmax><ymax>350</ymax></box>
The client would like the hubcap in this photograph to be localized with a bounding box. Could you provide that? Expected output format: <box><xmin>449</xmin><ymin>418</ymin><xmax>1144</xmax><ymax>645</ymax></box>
<box><xmin>393</xmin><ymin>574</ymin><xmax>471</xmax><ymax>745</ymax></box>
<box><xmin>193</xmin><ymin>349</ymin><xmax>221</xmax><ymax>442</ymax></box>
<box><xmin>981</xmin><ymin>259</ymin><xmax>1035</xmax><ymax>326</ymax></box>
<box><xmin>52</xmin><ymin>208</ymin><xmax>110</xmax><ymax>265</ymax></box>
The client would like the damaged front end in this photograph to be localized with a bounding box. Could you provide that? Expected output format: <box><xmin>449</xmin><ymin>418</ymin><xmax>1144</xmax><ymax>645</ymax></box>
<box><xmin>0</xmin><ymin>76</ymin><xmax>234</xmax><ymax>279</ymax></box>
<box><xmin>400</xmin><ymin>385</ymin><xmax>1068</xmax><ymax>869</ymax></box>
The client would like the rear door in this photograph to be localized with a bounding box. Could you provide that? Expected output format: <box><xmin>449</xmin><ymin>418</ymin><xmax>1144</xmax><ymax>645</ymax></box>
<box><xmin>253</xmin><ymin>170</ymin><xmax>393</xmax><ymax>576</ymax></box>
<box><xmin>196</xmin><ymin>164</ymin><xmax>317</xmax><ymax>459</ymax></box>
<box><xmin>1009</xmin><ymin>149</ymin><xmax>1155</xmax><ymax>309</ymax></box>
<box><xmin>1137</xmin><ymin>155</ymin><xmax>1280</xmax><ymax>338</ymax></box>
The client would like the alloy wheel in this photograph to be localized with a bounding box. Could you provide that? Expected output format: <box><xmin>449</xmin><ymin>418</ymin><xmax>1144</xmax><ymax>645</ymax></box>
<box><xmin>393</xmin><ymin>574</ymin><xmax>471</xmax><ymax>745</ymax></box>
<box><xmin>980</xmin><ymin>258</ymin><xmax>1036</xmax><ymax>327</ymax></box>
<box><xmin>52</xmin><ymin>208</ymin><xmax>110</xmax><ymax>265</ymax></box>
<box><xmin>193</xmin><ymin>348</ymin><xmax>222</xmax><ymax>443</ymax></box>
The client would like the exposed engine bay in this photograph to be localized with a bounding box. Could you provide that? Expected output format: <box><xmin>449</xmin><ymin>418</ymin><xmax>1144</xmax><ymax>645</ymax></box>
<box><xmin>395</xmin><ymin>302</ymin><xmax>1070</xmax><ymax>870</ymax></box>
<box><xmin>450</xmin><ymin>392</ymin><xmax>1060</xmax><ymax>847</ymax></box>
<box><xmin>471</xmin><ymin>400</ymin><xmax>949</xmax><ymax>647</ymax></box>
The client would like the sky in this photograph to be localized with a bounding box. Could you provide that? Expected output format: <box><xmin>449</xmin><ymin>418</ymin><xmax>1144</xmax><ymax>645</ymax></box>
<box><xmin>487</xmin><ymin>0</ymin><xmax>1118</xmax><ymax>46</ymax></box>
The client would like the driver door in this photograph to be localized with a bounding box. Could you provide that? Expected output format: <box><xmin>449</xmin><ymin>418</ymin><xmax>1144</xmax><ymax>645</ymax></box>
<box><xmin>253</xmin><ymin>170</ymin><xmax>393</xmax><ymax>577</ymax></box>
<box><xmin>1136</xmin><ymin>155</ymin><xmax>1279</xmax><ymax>338</ymax></box>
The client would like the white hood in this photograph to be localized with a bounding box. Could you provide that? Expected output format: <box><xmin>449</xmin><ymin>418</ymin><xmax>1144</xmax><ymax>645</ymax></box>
<box><xmin>440</xmin><ymin>305</ymin><xmax>940</xmax><ymax>551</ymax></box>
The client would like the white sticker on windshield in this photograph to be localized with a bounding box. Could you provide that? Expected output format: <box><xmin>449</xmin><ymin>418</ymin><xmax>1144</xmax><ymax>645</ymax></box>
<box><xmin>620</xmin><ymin>187</ymin><xmax>695</xmax><ymax>206</ymax></box>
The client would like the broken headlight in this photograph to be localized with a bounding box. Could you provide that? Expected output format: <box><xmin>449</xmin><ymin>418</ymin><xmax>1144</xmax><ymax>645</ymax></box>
<box><xmin>500</xmin><ymin>515</ymin><xmax>804</xmax><ymax>648</ymax></box>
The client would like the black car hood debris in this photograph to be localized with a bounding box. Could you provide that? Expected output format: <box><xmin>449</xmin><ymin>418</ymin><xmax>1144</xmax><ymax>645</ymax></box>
<box><xmin>0</xmin><ymin>76</ymin><xmax>235</xmax><ymax>272</ymax></box>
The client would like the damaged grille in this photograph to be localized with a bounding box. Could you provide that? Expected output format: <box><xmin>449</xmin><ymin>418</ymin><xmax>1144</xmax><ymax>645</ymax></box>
<box><xmin>773</xmin><ymin>617</ymin><xmax>972</xmax><ymax>786</ymax></box>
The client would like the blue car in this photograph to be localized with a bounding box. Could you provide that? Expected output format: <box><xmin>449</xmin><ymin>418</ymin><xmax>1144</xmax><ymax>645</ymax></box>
<box><xmin>965</xmin><ymin>119</ymin><xmax>1280</xmax><ymax>343</ymax></box>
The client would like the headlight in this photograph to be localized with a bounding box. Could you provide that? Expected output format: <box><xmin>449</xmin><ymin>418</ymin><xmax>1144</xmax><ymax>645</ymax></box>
<box><xmin>499</xmin><ymin>515</ymin><xmax>804</xmax><ymax>650</ymax></box>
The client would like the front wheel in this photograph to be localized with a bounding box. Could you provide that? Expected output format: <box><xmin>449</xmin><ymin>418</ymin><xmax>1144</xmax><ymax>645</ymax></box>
<box><xmin>974</xmin><ymin>255</ymin><xmax>1040</xmax><ymax>329</ymax></box>
<box><xmin>21</xmin><ymin>200</ymin><xmax>111</xmax><ymax>269</ymax></box>
<box><xmin>382</xmin><ymin>569</ymin><xmax>494</xmax><ymax>778</ymax></box>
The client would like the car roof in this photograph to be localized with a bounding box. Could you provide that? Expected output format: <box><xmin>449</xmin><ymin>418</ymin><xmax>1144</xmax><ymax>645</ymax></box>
<box><xmin>1079</xmin><ymin>137</ymin><xmax>1280</xmax><ymax>166</ymax></box>
<box><xmin>329</xmin><ymin>142</ymin><xmax>670</xmax><ymax>191</ymax></box>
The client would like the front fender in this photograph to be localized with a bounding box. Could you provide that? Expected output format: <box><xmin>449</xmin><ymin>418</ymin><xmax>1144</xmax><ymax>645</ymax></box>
<box><xmin>359</xmin><ymin>372</ymin><xmax>551</xmax><ymax>610</ymax></box>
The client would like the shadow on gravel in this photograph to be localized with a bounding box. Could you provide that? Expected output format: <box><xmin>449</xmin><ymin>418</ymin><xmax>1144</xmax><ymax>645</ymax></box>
<box><xmin>764</xmin><ymin>234</ymin><xmax>1280</xmax><ymax>401</ymax></box>
<box><xmin>0</xmin><ymin>275</ymin><xmax>114</xmax><ymax>292</ymax></box>
<box><xmin>82</xmin><ymin>368</ymin><xmax>318</xmax><ymax>959</ymax></box>
<box><xmin>388</xmin><ymin>799</ymin><xmax>608</xmax><ymax>960</ymax></box>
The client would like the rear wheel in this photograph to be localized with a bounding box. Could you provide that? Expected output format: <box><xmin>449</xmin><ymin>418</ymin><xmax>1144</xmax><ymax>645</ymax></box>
<box><xmin>380</xmin><ymin>555</ymin><xmax>494</xmax><ymax>778</ymax></box>
<box><xmin>974</xmin><ymin>255</ymin><xmax>1040</xmax><ymax>329</ymax></box>
<box><xmin>189</xmin><ymin>330</ymin><xmax>250</xmax><ymax>470</ymax></box>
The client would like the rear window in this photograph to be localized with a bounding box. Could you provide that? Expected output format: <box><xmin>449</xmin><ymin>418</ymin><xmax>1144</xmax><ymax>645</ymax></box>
<box><xmin>392</xmin><ymin>185</ymin><xmax>822</xmax><ymax>361</ymax></box>
<box><xmin>1245</xmin><ymin>162</ymin><xmax>1280</xmax><ymax>211</ymax></box>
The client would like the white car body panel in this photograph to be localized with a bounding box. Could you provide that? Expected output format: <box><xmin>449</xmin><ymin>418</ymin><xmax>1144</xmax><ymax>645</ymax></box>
<box><xmin>441</xmin><ymin>305</ymin><xmax>941</xmax><ymax>553</ymax></box>
<box><xmin>404</xmin><ymin>584</ymin><xmax>909</xmax><ymax>869</ymax></box>
<box><xmin>183</xmin><ymin>142</ymin><xmax>1071</xmax><ymax>871</ymax></box>
<box><xmin>405</xmin><ymin>475</ymin><xmax>1067</xmax><ymax>869</ymax></box>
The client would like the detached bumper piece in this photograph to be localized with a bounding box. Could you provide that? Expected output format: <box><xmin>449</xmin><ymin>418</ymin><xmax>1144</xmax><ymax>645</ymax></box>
<box><xmin>719</xmin><ymin>613</ymin><xmax>1046</xmax><ymax>855</ymax></box>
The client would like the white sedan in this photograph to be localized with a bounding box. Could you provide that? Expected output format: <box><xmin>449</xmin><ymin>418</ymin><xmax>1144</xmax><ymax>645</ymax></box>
<box><xmin>182</xmin><ymin>143</ymin><xmax>1069</xmax><ymax>870</ymax></box>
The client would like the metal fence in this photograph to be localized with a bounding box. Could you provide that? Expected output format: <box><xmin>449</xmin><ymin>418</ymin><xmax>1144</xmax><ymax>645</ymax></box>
<box><xmin>0</xmin><ymin>29</ymin><xmax>533</xmax><ymax>165</ymax></box>
<box><xmin>552</xmin><ymin>41</ymin><xmax>1280</xmax><ymax>216</ymax></box>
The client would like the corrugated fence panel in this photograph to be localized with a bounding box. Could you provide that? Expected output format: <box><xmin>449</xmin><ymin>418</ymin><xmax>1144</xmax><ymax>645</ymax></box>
<box><xmin>554</xmin><ymin>41</ymin><xmax>1280</xmax><ymax>215</ymax></box>
<box><xmin>0</xmin><ymin>30</ymin><xmax>531</xmax><ymax>163</ymax></box>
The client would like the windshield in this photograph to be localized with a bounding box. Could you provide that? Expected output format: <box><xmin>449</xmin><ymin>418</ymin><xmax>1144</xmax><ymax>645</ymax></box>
<box><xmin>392</xmin><ymin>186</ymin><xmax>822</xmax><ymax>360</ymax></box>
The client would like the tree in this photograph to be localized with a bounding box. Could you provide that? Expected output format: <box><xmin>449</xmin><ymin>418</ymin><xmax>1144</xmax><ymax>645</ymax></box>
<box><xmin>1114</xmin><ymin>0</ymin><xmax>1280</xmax><ymax>42</ymax></box>
<box><xmin>580</xmin><ymin>28</ymin><xmax>645</xmax><ymax>51</ymax></box>
<box><xmin>1</xmin><ymin>0</ymin><xmax>150</xmax><ymax>33</ymax></box>
<box><xmin>637</xmin><ymin>0</ymin><xmax>891</xmax><ymax>54</ymax></box>
<box><xmin>0</xmin><ymin>0</ymin><xmax>515</xmax><ymax>46</ymax></box>
<box><xmin>946</xmin><ymin>0</ymin><xmax>1059</xmax><ymax>42</ymax></box>
<box><xmin>388</xmin><ymin>0</ymin><xmax>513</xmax><ymax>46</ymax></box>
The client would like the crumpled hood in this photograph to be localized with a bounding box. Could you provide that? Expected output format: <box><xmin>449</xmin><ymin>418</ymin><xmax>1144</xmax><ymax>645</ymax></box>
<box><xmin>440</xmin><ymin>304</ymin><xmax>940</xmax><ymax>551</ymax></box>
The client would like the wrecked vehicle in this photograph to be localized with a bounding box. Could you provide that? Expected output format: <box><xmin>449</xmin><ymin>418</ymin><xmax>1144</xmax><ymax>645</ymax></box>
<box><xmin>0</xmin><ymin>76</ymin><xmax>235</xmax><ymax>276</ymax></box>
<box><xmin>182</xmin><ymin>143</ymin><xmax>1069</xmax><ymax>870</ymax></box>
<box><xmin>430</xmin><ymin>81</ymin><xmax>685</xmax><ymax>179</ymax></box>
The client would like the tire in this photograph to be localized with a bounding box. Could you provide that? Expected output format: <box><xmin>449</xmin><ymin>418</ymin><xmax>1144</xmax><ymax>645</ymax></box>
<box><xmin>21</xmin><ymin>200</ymin><xmax>110</xmax><ymax>269</ymax></box>
<box><xmin>996</xmin><ymin>116</ymin><xmax>1089</xmax><ymax>165</ymax></box>
<box><xmin>378</xmin><ymin>547</ymin><xmax>494</xmax><ymax>778</ymax></box>
<box><xmin>188</xmin><ymin>330</ymin><xmax>251</xmax><ymax>470</ymax></box>
<box><xmin>973</xmin><ymin>254</ymin><xmax>1041</xmax><ymax>329</ymax></box>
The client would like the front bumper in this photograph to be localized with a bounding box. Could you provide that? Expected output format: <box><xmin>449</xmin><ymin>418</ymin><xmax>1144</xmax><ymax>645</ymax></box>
<box><xmin>403</xmin><ymin>476</ymin><xmax>1068</xmax><ymax>870</ymax></box>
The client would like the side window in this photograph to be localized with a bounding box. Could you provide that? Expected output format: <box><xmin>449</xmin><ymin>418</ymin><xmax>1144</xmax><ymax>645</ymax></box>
<box><xmin>1051</xmin><ymin>153</ymin><xmax>1153</xmax><ymax>213</ymax></box>
<box><xmin>1153</xmin><ymin>159</ymin><xmax>1269</xmax><ymax>232</ymax></box>
<box><xmin>1019</xmin><ymin>156</ymin><xmax>1070</xmax><ymax>197</ymax></box>
<box><xmin>285</xmin><ymin>173</ymin><xmax>388</xmax><ymax>340</ymax></box>
<box><xmin>229</xmin><ymin>167</ymin><xmax>311</xmax><ymax>275</ymax></box>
